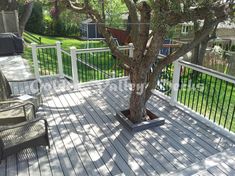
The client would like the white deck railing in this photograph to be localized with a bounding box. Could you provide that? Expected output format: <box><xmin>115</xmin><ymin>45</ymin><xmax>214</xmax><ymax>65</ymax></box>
<box><xmin>31</xmin><ymin>41</ymin><xmax>235</xmax><ymax>132</ymax></box>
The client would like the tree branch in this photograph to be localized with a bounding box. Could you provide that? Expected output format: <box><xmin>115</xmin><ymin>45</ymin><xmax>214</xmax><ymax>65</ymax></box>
<box><xmin>134</xmin><ymin>1</ymin><xmax>151</xmax><ymax>60</ymax></box>
<box><xmin>123</xmin><ymin>0</ymin><xmax>139</xmax><ymax>44</ymax></box>
<box><xmin>166</xmin><ymin>3</ymin><xmax>232</xmax><ymax>26</ymax></box>
<box><xmin>19</xmin><ymin>1</ymin><xmax>34</xmax><ymax>35</ymax></box>
<box><xmin>145</xmin><ymin>18</ymin><xmax>222</xmax><ymax>102</ymax></box>
<box><xmin>63</xmin><ymin>0</ymin><xmax>87</xmax><ymax>13</ymax></box>
<box><xmin>64</xmin><ymin>0</ymin><xmax>131</xmax><ymax>67</ymax></box>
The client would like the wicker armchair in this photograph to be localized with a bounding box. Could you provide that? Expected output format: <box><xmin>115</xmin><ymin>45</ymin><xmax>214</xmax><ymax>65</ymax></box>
<box><xmin>0</xmin><ymin>100</ymin><xmax>36</xmax><ymax>125</ymax></box>
<box><xmin>0</xmin><ymin>70</ymin><xmax>42</xmax><ymax>109</ymax></box>
<box><xmin>0</xmin><ymin>118</ymin><xmax>50</xmax><ymax>163</ymax></box>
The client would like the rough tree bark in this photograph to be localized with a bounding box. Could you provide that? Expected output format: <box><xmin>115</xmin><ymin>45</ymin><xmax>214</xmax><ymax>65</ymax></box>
<box><xmin>19</xmin><ymin>2</ymin><xmax>34</xmax><ymax>35</ymax></box>
<box><xmin>192</xmin><ymin>21</ymin><xmax>218</xmax><ymax>65</ymax></box>
<box><xmin>63</xmin><ymin>0</ymin><xmax>234</xmax><ymax>123</ymax></box>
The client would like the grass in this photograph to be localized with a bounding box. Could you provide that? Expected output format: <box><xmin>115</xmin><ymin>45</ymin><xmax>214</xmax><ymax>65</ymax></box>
<box><xmin>23</xmin><ymin>32</ymin><xmax>235</xmax><ymax>132</ymax></box>
<box><xmin>22</xmin><ymin>32</ymin><xmax>125</xmax><ymax>82</ymax></box>
<box><xmin>158</xmin><ymin>65</ymin><xmax>235</xmax><ymax>132</ymax></box>
<box><xmin>178</xmin><ymin>70</ymin><xmax>235</xmax><ymax>132</ymax></box>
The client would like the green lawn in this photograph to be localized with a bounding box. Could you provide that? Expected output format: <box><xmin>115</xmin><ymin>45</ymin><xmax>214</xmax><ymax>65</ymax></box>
<box><xmin>23</xmin><ymin>33</ymin><xmax>235</xmax><ymax>132</ymax></box>
<box><xmin>22</xmin><ymin>32</ymin><xmax>125</xmax><ymax>82</ymax></box>
<box><xmin>176</xmin><ymin>69</ymin><xmax>235</xmax><ymax>132</ymax></box>
<box><xmin>157</xmin><ymin>65</ymin><xmax>235</xmax><ymax>132</ymax></box>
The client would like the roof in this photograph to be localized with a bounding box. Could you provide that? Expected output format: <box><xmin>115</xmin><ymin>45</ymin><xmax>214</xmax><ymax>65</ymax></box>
<box><xmin>81</xmin><ymin>18</ymin><xmax>94</xmax><ymax>24</ymax></box>
<box><xmin>180</xmin><ymin>20</ymin><xmax>235</xmax><ymax>29</ymax></box>
<box><xmin>107</xmin><ymin>27</ymin><xmax>130</xmax><ymax>44</ymax></box>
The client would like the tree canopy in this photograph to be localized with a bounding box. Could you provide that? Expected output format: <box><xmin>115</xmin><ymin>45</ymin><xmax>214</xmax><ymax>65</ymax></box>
<box><xmin>63</xmin><ymin>0</ymin><xmax>234</xmax><ymax>123</ymax></box>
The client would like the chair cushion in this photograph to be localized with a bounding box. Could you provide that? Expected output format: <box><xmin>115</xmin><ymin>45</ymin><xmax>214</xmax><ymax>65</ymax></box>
<box><xmin>0</xmin><ymin>120</ymin><xmax>46</xmax><ymax>149</ymax></box>
<box><xmin>0</xmin><ymin>103</ymin><xmax>34</xmax><ymax>125</ymax></box>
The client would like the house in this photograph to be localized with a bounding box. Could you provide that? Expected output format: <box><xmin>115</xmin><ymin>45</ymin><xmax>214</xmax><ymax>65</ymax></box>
<box><xmin>80</xmin><ymin>18</ymin><xmax>102</xmax><ymax>39</ymax></box>
<box><xmin>173</xmin><ymin>20</ymin><xmax>235</xmax><ymax>48</ymax></box>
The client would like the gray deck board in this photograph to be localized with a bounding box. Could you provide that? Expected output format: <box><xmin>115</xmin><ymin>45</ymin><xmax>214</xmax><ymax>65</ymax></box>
<box><xmin>106</xmin><ymin>83</ymin><xmax>214</xmax><ymax>159</ymax></box>
<box><xmin>117</xmin><ymin>85</ymin><xmax>228</xmax><ymax>156</ymax></box>
<box><xmin>6</xmin><ymin>156</ymin><xmax>17</xmax><ymax>176</ymax></box>
<box><xmin>150</xmin><ymin>95</ymin><xmax>234</xmax><ymax>151</ymax></box>
<box><xmin>207</xmin><ymin>165</ymin><xmax>227</xmax><ymax>176</ymax></box>
<box><xmin>168</xmin><ymin>147</ymin><xmax>235</xmax><ymax>176</ymax></box>
<box><xmin>0</xmin><ymin>160</ymin><xmax>6</xmax><ymax>176</ymax></box>
<box><xmin>85</xmin><ymin>86</ymin><xmax>174</xmax><ymax>174</ymax></box>
<box><xmin>1</xmin><ymin>76</ymin><xmax>235</xmax><ymax>176</ymax></box>
<box><xmin>71</xmin><ymin>89</ymin><xmax>146</xmax><ymax>175</ymax></box>
<box><xmin>79</xmin><ymin>87</ymin><xmax>160</xmax><ymax>175</ymax></box>
<box><xmin>48</xmin><ymin>85</ymin><xmax>112</xmax><ymax>176</ymax></box>
<box><xmin>216</xmin><ymin>162</ymin><xmax>235</xmax><ymax>176</ymax></box>
<box><xmin>90</xmin><ymin>83</ymin><xmax>193</xmax><ymax>171</ymax></box>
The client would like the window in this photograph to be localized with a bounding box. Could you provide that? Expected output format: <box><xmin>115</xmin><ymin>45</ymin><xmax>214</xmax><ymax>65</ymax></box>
<box><xmin>181</xmin><ymin>25</ymin><xmax>189</xmax><ymax>34</ymax></box>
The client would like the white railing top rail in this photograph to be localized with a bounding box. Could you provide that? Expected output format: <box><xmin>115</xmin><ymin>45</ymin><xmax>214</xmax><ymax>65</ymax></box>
<box><xmin>75</xmin><ymin>46</ymin><xmax>130</xmax><ymax>54</ymax></box>
<box><xmin>179</xmin><ymin>60</ymin><xmax>235</xmax><ymax>84</ymax></box>
<box><xmin>61</xmin><ymin>49</ymin><xmax>70</xmax><ymax>56</ymax></box>
<box><xmin>36</xmin><ymin>44</ymin><xmax>56</xmax><ymax>49</ymax></box>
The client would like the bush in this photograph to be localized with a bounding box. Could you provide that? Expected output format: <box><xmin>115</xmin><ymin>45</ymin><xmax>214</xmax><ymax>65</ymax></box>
<box><xmin>25</xmin><ymin>3</ymin><xmax>81</xmax><ymax>37</ymax></box>
<box><xmin>43</xmin><ymin>14</ymin><xmax>53</xmax><ymax>35</ymax></box>
<box><xmin>230</xmin><ymin>45</ymin><xmax>235</xmax><ymax>52</ymax></box>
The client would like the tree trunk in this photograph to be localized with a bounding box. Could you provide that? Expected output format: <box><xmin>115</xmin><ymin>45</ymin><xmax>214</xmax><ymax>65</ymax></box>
<box><xmin>129</xmin><ymin>69</ymin><xmax>147</xmax><ymax>123</ymax></box>
<box><xmin>192</xmin><ymin>44</ymin><xmax>200</xmax><ymax>65</ymax></box>
<box><xmin>101</xmin><ymin>0</ymin><xmax>105</xmax><ymax>20</ymax></box>
<box><xmin>198</xmin><ymin>39</ymin><xmax>208</xmax><ymax>65</ymax></box>
<box><xmin>19</xmin><ymin>2</ymin><xmax>34</xmax><ymax>36</ymax></box>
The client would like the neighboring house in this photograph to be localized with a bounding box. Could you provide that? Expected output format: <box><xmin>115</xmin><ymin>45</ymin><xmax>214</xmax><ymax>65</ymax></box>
<box><xmin>80</xmin><ymin>18</ymin><xmax>102</xmax><ymax>39</ymax></box>
<box><xmin>173</xmin><ymin>21</ymin><xmax>235</xmax><ymax>48</ymax></box>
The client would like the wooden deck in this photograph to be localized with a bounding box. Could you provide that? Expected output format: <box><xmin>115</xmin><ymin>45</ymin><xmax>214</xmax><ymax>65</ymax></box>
<box><xmin>1</xmin><ymin>76</ymin><xmax>235</xmax><ymax>176</ymax></box>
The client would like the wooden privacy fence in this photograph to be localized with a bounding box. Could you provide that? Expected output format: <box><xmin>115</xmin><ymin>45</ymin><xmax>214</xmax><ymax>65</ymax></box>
<box><xmin>0</xmin><ymin>10</ymin><xmax>19</xmax><ymax>34</ymax></box>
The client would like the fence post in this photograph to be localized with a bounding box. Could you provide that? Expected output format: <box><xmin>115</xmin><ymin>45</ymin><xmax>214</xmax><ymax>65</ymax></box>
<box><xmin>170</xmin><ymin>57</ymin><xmax>183</xmax><ymax>106</ymax></box>
<box><xmin>70</xmin><ymin>47</ymin><xmax>79</xmax><ymax>89</ymax></box>
<box><xmin>129</xmin><ymin>43</ymin><xmax>134</xmax><ymax>58</ymax></box>
<box><xmin>14</xmin><ymin>10</ymin><xmax>20</xmax><ymax>34</ymax></box>
<box><xmin>31</xmin><ymin>43</ymin><xmax>40</xmax><ymax>79</ymax></box>
<box><xmin>56</xmin><ymin>41</ymin><xmax>63</xmax><ymax>78</ymax></box>
<box><xmin>1</xmin><ymin>11</ymin><xmax>7</xmax><ymax>32</ymax></box>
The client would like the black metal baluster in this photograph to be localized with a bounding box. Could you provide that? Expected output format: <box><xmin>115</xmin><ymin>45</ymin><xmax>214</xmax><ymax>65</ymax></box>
<box><xmin>218</xmin><ymin>81</ymin><xmax>228</xmax><ymax>125</ymax></box>
<box><xmin>203</xmin><ymin>75</ymin><xmax>213</xmax><ymax>117</ymax></box>
<box><xmin>196</xmin><ymin>73</ymin><xmax>203</xmax><ymax>112</ymax></box>
<box><xmin>224</xmin><ymin>84</ymin><xmax>234</xmax><ymax>128</ymax></box>
<box><xmin>213</xmin><ymin>79</ymin><xmax>223</xmax><ymax>123</ymax></box>
<box><xmin>191</xmin><ymin>71</ymin><xmax>199</xmax><ymax>110</ymax></box>
<box><xmin>208</xmin><ymin>78</ymin><xmax>218</xmax><ymax>120</ymax></box>
<box><xmin>183</xmin><ymin>68</ymin><xmax>190</xmax><ymax>105</ymax></box>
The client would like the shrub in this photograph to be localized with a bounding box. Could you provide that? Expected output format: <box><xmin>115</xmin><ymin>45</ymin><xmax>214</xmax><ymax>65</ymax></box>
<box><xmin>230</xmin><ymin>45</ymin><xmax>235</xmax><ymax>52</ymax></box>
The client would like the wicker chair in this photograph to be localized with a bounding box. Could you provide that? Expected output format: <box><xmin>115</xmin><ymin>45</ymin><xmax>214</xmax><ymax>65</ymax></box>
<box><xmin>0</xmin><ymin>100</ymin><xmax>36</xmax><ymax>125</ymax></box>
<box><xmin>0</xmin><ymin>70</ymin><xmax>42</xmax><ymax>109</ymax></box>
<box><xmin>0</xmin><ymin>118</ymin><xmax>50</xmax><ymax>163</ymax></box>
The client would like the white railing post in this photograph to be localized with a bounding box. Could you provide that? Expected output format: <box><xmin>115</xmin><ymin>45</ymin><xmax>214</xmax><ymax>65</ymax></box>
<box><xmin>70</xmin><ymin>47</ymin><xmax>79</xmax><ymax>89</ymax></box>
<box><xmin>31</xmin><ymin>43</ymin><xmax>40</xmax><ymax>79</ymax></box>
<box><xmin>128</xmin><ymin>43</ymin><xmax>134</xmax><ymax>58</ymax></box>
<box><xmin>170</xmin><ymin>57</ymin><xmax>183</xmax><ymax>106</ymax></box>
<box><xmin>56</xmin><ymin>41</ymin><xmax>63</xmax><ymax>78</ymax></box>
